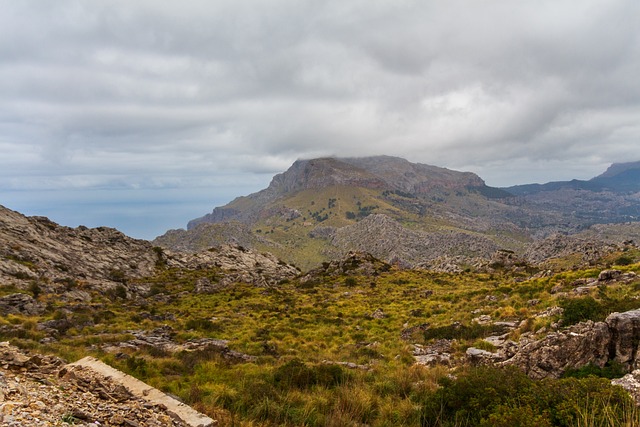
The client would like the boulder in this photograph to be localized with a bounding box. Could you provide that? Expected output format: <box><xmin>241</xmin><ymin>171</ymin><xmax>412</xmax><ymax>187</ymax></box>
<box><xmin>466</xmin><ymin>347</ymin><xmax>504</xmax><ymax>365</ymax></box>
<box><xmin>605</xmin><ymin>309</ymin><xmax>640</xmax><ymax>371</ymax></box>
<box><xmin>612</xmin><ymin>370</ymin><xmax>640</xmax><ymax>403</ymax></box>
<box><xmin>598</xmin><ymin>269</ymin><xmax>622</xmax><ymax>282</ymax></box>
<box><xmin>413</xmin><ymin>340</ymin><xmax>453</xmax><ymax>366</ymax></box>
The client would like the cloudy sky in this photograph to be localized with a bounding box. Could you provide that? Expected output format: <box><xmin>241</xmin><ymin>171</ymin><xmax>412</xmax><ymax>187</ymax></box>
<box><xmin>1</xmin><ymin>0</ymin><xmax>639</xmax><ymax>239</ymax></box>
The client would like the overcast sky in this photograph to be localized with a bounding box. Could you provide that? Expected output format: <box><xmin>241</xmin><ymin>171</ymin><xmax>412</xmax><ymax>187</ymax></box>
<box><xmin>1</xmin><ymin>0</ymin><xmax>639</xmax><ymax>239</ymax></box>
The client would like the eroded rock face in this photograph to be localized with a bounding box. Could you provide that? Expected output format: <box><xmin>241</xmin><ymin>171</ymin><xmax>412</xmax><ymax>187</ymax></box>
<box><xmin>300</xmin><ymin>251</ymin><xmax>392</xmax><ymax>282</ymax></box>
<box><xmin>605</xmin><ymin>309</ymin><xmax>640</xmax><ymax>371</ymax></box>
<box><xmin>0</xmin><ymin>206</ymin><xmax>299</xmax><ymax>299</ymax></box>
<box><xmin>504</xmin><ymin>309</ymin><xmax>640</xmax><ymax>379</ymax></box>
<box><xmin>329</xmin><ymin>214</ymin><xmax>499</xmax><ymax>270</ymax></box>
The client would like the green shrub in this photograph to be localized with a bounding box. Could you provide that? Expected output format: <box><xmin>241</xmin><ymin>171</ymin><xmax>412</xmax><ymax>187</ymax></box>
<box><xmin>560</xmin><ymin>296</ymin><xmax>603</xmax><ymax>325</ymax></box>
<box><xmin>614</xmin><ymin>255</ymin><xmax>634</xmax><ymax>266</ymax></box>
<box><xmin>272</xmin><ymin>359</ymin><xmax>348</xmax><ymax>390</ymax></box>
<box><xmin>185</xmin><ymin>318</ymin><xmax>223</xmax><ymax>332</ymax></box>
<box><xmin>344</xmin><ymin>277</ymin><xmax>358</xmax><ymax>287</ymax></box>
<box><xmin>419</xmin><ymin>366</ymin><xmax>638</xmax><ymax>427</ymax></box>
<box><xmin>562</xmin><ymin>361</ymin><xmax>626</xmax><ymax>380</ymax></box>
<box><xmin>423</xmin><ymin>322</ymin><xmax>508</xmax><ymax>341</ymax></box>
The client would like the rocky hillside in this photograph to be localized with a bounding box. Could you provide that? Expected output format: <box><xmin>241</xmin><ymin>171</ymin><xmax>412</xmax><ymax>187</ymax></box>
<box><xmin>156</xmin><ymin>156</ymin><xmax>640</xmax><ymax>271</ymax></box>
<box><xmin>0</xmin><ymin>205</ymin><xmax>158</xmax><ymax>290</ymax></box>
<box><xmin>0</xmin><ymin>204</ymin><xmax>299</xmax><ymax>298</ymax></box>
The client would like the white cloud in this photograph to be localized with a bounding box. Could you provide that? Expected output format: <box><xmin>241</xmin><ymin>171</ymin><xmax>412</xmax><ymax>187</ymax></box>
<box><xmin>1</xmin><ymin>0</ymin><xmax>639</xmax><ymax>236</ymax></box>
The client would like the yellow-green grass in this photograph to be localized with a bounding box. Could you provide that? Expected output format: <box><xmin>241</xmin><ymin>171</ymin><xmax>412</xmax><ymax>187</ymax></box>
<box><xmin>2</xmin><ymin>262</ymin><xmax>640</xmax><ymax>425</ymax></box>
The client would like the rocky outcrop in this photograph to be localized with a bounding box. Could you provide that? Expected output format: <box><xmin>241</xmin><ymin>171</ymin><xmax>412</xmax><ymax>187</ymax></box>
<box><xmin>504</xmin><ymin>309</ymin><xmax>640</xmax><ymax>379</ymax></box>
<box><xmin>0</xmin><ymin>342</ymin><xmax>212</xmax><ymax>426</ymax></box>
<box><xmin>299</xmin><ymin>251</ymin><xmax>391</xmax><ymax>283</ymax></box>
<box><xmin>0</xmin><ymin>205</ymin><xmax>298</xmax><ymax>299</ymax></box>
<box><xmin>413</xmin><ymin>339</ymin><xmax>454</xmax><ymax>366</ymax></box>
<box><xmin>0</xmin><ymin>293</ymin><xmax>44</xmax><ymax>316</ymax></box>
<box><xmin>154</xmin><ymin>221</ymin><xmax>259</xmax><ymax>253</ymax></box>
<box><xmin>102</xmin><ymin>326</ymin><xmax>257</xmax><ymax>363</ymax></box>
<box><xmin>170</xmin><ymin>244</ymin><xmax>300</xmax><ymax>288</ymax></box>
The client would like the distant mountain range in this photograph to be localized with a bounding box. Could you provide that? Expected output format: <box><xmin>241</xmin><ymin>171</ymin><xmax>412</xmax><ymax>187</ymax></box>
<box><xmin>154</xmin><ymin>156</ymin><xmax>640</xmax><ymax>270</ymax></box>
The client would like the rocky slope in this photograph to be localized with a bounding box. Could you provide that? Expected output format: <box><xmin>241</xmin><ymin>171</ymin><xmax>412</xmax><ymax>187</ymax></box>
<box><xmin>0</xmin><ymin>205</ymin><xmax>299</xmax><ymax>298</ymax></box>
<box><xmin>324</xmin><ymin>214</ymin><xmax>499</xmax><ymax>269</ymax></box>
<box><xmin>0</xmin><ymin>205</ymin><xmax>158</xmax><ymax>291</ymax></box>
<box><xmin>0</xmin><ymin>342</ymin><xmax>213</xmax><ymax>426</ymax></box>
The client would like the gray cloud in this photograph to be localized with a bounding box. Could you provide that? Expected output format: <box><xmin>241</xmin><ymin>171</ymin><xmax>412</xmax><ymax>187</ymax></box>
<box><xmin>1</xmin><ymin>0</ymin><xmax>639</xmax><ymax>237</ymax></box>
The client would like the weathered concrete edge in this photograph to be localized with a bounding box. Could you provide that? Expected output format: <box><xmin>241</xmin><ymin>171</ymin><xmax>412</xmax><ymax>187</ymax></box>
<box><xmin>68</xmin><ymin>356</ymin><xmax>216</xmax><ymax>427</ymax></box>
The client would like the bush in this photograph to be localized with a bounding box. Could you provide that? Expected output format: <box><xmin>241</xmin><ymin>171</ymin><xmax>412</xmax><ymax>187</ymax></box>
<box><xmin>344</xmin><ymin>277</ymin><xmax>358</xmax><ymax>287</ymax></box>
<box><xmin>419</xmin><ymin>366</ymin><xmax>638</xmax><ymax>427</ymax></box>
<box><xmin>423</xmin><ymin>322</ymin><xmax>508</xmax><ymax>341</ymax></box>
<box><xmin>272</xmin><ymin>359</ymin><xmax>348</xmax><ymax>390</ymax></box>
<box><xmin>185</xmin><ymin>318</ymin><xmax>223</xmax><ymax>332</ymax></box>
<box><xmin>562</xmin><ymin>361</ymin><xmax>626</xmax><ymax>380</ymax></box>
<box><xmin>615</xmin><ymin>255</ymin><xmax>634</xmax><ymax>266</ymax></box>
<box><xmin>560</xmin><ymin>296</ymin><xmax>603</xmax><ymax>325</ymax></box>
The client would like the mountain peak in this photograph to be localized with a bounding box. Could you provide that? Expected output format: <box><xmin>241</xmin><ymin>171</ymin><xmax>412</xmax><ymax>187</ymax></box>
<box><xmin>266</xmin><ymin>155</ymin><xmax>487</xmax><ymax>196</ymax></box>
<box><xmin>596</xmin><ymin>161</ymin><xmax>640</xmax><ymax>179</ymax></box>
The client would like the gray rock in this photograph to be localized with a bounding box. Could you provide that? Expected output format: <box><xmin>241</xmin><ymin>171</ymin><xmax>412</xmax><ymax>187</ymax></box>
<box><xmin>0</xmin><ymin>293</ymin><xmax>44</xmax><ymax>316</ymax></box>
<box><xmin>612</xmin><ymin>370</ymin><xmax>640</xmax><ymax>404</ymax></box>
<box><xmin>371</xmin><ymin>308</ymin><xmax>386</xmax><ymax>319</ymax></box>
<box><xmin>466</xmin><ymin>347</ymin><xmax>504</xmax><ymax>365</ymax></box>
<box><xmin>504</xmin><ymin>309</ymin><xmax>640</xmax><ymax>379</ymax></box>
<box><xmin>598</xmin><ymin>269</ymin><xmax>622</xmax><ymax>281</ymax></box>
<box><xmin>503</xmin><ymin>320</ymin><xmax>611</xmax><ymax>379</ymax></box>
<box><xmin>413</xmin><ymin>340</ymin><xmax>453</xmax><ymax>366</ymax></box>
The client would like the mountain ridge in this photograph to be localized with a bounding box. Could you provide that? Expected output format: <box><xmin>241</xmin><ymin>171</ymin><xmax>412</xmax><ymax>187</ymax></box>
<box><xmin>158</xmin><ymin>156</ymin><xmax>640</xmax><ymax>270</ymax></box>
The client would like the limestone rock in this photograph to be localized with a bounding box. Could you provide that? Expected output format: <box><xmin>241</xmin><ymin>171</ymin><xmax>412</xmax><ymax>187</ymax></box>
<box><xmin>0</xmin><ymin>205</ymin><xmax>158</xmax><ymax>291</ymax></box>
<box><xmin>504</xmin><ymin>309</ymin><xmax>640</xmax><ymax>379</ymax></box>
<box><xmin>371</xmin><ymin>308</ymin><xmax>386</xmax><ymax>319</ymax></box>
<box><xmin>0</xmin><ymin>342</ymin><xmax>215</xmax><ymax>426</ymax></box>
<box><xmin>300</xmin><ymin>251</ymin><xmax>392</xmax><ymax>282</ymax></box>
<box><xmin>0</xmin><ymin>293</ymin><xmax>44</xmax><ymax>316</ymax></box>
<box><xmin>605</xmin><ymin>309</ymin><xmax>640</xmax><ymax>371</ymax></box>
<box><xmin>612</xmin><ymin>370</ymin><xmax>640</xmax><ymax>404</ymax></box>
<box><xmin>502</xmin><ymin>320</ymin><xmax>611</xmax><ymax>379</ymax></box>
<box><xmin>598</xmin><ymin>269</ymin><xmax>622</xmax><ymax>281</ymax></box>
<box><xmin>413</xmin><ymin>340</ymin><xmax>453</xmax><ymax>366</ymax></box>
<box><xmin>466</xmin><ymin>347</ymin><xmax>504</xmax><ymax>365</ymax></box>
<box><xmin>170</xmin><ymin>244</ymin><xmax>299</xmax><ymax>288</ymax></box>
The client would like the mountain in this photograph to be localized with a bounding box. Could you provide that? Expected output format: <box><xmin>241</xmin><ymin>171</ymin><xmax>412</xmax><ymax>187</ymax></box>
<box><xmin>506</xmin><ymin>160</ymin><xmax>640</xmax><ymax>195</ymax></box>
<box><xmin>186</xmin><ymin>156</ymin><xmax>510</xmax><ymax>229</ymax></box>
<box><xmin>155</xmin><ymin>156</ymin><xmax>640</xmax><ymax>270</ymax></box>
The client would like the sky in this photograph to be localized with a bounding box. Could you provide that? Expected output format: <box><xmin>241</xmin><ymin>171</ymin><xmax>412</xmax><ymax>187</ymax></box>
<box><xmin>1</xmin><ymin>0</ymin><xmax>639</xmax><ymax>239</ymax></box>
